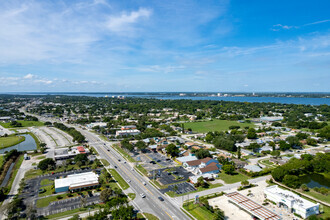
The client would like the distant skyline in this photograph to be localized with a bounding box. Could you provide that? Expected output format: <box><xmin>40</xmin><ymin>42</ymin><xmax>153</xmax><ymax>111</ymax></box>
<box><xmin>0</xmin><ymin>0</ymin><xmax>330</xmax><ymax>92</ymax></box>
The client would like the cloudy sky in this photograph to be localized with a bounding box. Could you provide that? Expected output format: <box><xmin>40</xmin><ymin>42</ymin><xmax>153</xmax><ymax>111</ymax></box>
<box><xmin>0</xmin><ymin>0</ymin><xmax>329</xmax><ymax>92</ymax></box>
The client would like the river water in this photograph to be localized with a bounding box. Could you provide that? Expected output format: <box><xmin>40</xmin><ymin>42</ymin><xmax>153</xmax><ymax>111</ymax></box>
<box><xmin>15</xmin><ymin>93</ymin><xmax>329</xmax><ymax>105</ymax></box>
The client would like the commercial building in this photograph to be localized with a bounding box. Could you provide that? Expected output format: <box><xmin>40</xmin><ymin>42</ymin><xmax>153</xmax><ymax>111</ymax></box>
<box><xmin>116</xmin><ymin>129</ymin><xmax>141</xmax><ymax>137</ymax></box>
<box><xmin>226</xmin><ymin>191</ymin><xmax>282</xmax><ymax>220</ymax></box>
<box><xmin>264</xmin><ymin>185</ymin><xmax>319</xmax><ymax>219</ymax></box>
<box><xmin>54</xmin><ymin>146</ymin><xmax>89</xmax><ymax>160</ymax></box>
<box><xmin>55</xmin><ymin>172</ymin><xmax>99</xmax><ymax>193</ymax></box>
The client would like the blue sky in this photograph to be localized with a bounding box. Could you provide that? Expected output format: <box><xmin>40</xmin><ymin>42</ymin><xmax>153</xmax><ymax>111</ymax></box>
<box><xmin>0</xmin><ymin>0</ymin><xmax>329</xmax><ymax>92</ymax></box>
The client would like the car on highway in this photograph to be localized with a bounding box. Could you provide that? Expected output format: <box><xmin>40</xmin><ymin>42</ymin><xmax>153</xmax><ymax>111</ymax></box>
<box><xmin>140</xmin><ymin>193</ymin><xmax>146</xmax><ymax>198</ymax></box>
<box><xmin>158</xmin><ymin>196</ymin><xmax>164</xmax><ymax>201</ymax></box>
<box><xmin>142</xmin><ymin>182</ymin><xmax>146</xmax><ymax>185</ymax></box>
<box><xmin>118</xmin><ymin>159</ymin><xmax>121</xmax><ymax>162</ymax></box>
<box><xmin>127</xmin><ymin>179</ymin><xmax>131</xmax><ymax>183</ymax></box>
<box><xmin>114</xmin><ymin>165</ymin><xmax>117</xmax><ymax>168</ymax></box>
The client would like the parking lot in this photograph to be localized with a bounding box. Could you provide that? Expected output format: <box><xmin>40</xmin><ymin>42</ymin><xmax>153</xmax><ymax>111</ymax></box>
<box><xmin>132</xmin><ymin>151</ymin><xmax>177</xmax><ymax>171</ymax></box>
<box><xmin>20</xmin><ymin>168</ymin><xmax>102</xmax><ymax>217</ymax></box>
<box><xmin>150</xmin><ymin>166</ymin><xmax>193</xmax><ymax>185</ymax></box>
<box><xmin>167</xmin><ymin>182</ymin><xmax>196</xmax><ymax>195</ymax></box>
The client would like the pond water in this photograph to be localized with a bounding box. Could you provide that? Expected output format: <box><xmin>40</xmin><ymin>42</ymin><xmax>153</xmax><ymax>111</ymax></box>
<box><xmin>299</xmin><ymin>173</ymin><xmax>330</xmax><ymax>189</ymax></box>
<box><xmin>0</xmin><ymin>134</ymin><xmax>37</xmax><ymax>154</ymax></box>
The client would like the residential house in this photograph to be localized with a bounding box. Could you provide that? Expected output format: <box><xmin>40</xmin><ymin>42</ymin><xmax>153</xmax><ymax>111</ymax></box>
<box><xmin>243</xmin><ymin>164</ymin><xmax>262</xmax><ymax>172</ymax></box>
<box><xmin>232</xmin><ymin>159</ymin><xmax>248</xmax><ymax>168</ymax></box>
<box><xmin>183</xmin><ymin>157</ymin><xmax>222</xmax><ymax>175</ymax></box>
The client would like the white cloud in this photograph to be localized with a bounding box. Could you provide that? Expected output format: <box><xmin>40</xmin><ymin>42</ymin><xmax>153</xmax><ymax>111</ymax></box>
<box><xmin>106</xmin><ymin>8</ymin><xmax>152</xmax><ymax>33</ymax></box>
<box><xmin>23</xmin><ymin>73</ymin><xmax>34</xmax><ymax>79</ymax></box>
<box><xmin>271</xmin><ymin>24</ymin><xmax>295</xmax><ymax>31</ymax></box>
<box><xmin>271</xmin><ymin>19</ymin><xmax>330</xmax><ymax>31</ymax></box>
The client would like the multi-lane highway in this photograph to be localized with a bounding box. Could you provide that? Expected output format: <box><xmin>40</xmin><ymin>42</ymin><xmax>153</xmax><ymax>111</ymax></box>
<box><xmin>78</xmin><ymin>128</ymin><xmax>190</xmax><ymax>220</ymax></box>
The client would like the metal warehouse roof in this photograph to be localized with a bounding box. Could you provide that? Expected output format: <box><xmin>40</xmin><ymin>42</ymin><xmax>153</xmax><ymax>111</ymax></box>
<box><xmin>55</xmin><ymin>172</ymin><xmax>99</xmax><ymax>189</ymax></box>
<box><xmin>226</xmin><ymin>192</ymin><xmax>282</xmax><ymax>220</ymax></box>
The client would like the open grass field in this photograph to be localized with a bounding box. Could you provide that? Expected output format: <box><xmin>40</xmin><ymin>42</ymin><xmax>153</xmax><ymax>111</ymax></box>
<box><xmin>217</xmin><ymin>172</ymin><xmax>250</xmax><ymax>184</ymax></box>
<box><xmin>184</xmin><ymin>119</ymin><xmax>254</xmax><ymax>133</ymax></box>
<box><xmin>304</xmin><ymin>190</ymin><xmax>330</xmax><ymax>204</ymax></box>
<box><xmin>38</xmin><ymin>184</ymin><xmax>53</xmax><ymax>197</ymax></box>
<box><xmin>109</xmin><ymin>169</ymin><xmax>129</xmax><ymax>190</ymax></box>
<box><xmin>41</xmin><ymin>178</ymin><xmax>53</xmax><ymax>186</ymax></box>
<box><xmin>0</xmin><ymin>135</ymin><xmax>25</xmax><ymax>149</ymax></box>
<box><xmin>0</xmin><ymin>120</ymin><xmax>44</xmax><ymax>128</ymax></box>
<box><xmin>183</xmin><ymin>202</ymin><xmax>215</xmax><ymax>220</ymax></box>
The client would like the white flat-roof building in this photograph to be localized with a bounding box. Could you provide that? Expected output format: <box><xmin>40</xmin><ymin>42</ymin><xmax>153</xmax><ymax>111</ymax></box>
<box><xmin>264</xmin><ymin>185</ymin><xmax>319</xmax><ymax>219</ymax></box>
<box><xmin>55</xmin><ymin>172</ymin><xmax>99</xmax><ymax>193</ymax></box>
<box><xmin>116</xmin><ymin>129</ymin><xmax>141</xmax><ymax>137</ymax></box>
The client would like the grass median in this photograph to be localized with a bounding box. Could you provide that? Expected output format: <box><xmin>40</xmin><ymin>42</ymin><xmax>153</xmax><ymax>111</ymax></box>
<box><xmin>100</xmin><ymin>159</ymin><xmax>110</xmax><ymax>166</ymax></box>
<box><xmin>109</xmin><ymin>169</ymin><xmax>129</xmax><ymax>190</ymax></box>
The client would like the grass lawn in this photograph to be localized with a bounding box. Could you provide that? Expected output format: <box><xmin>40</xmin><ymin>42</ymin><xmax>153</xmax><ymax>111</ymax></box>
<box><xmin>183</xmin><ymin>202</ymin><xmax>214</xmax><ymax>220</ymax></box>
<box><xmin>0</xmin><ymin>135</ymin><xmax>25</xmax><ymax>149</ymax></box>
<box><xmin>128</xmin><ymin>193</ymin><xmax>136</xmax><ymax>200</ymax></box>
<box><xmin>36</xmin><ymin>195</ymin><xmax>59</xmax><ymax>208</ymax></box>
<box><xmin>0</xmin><ymin>120</ymin><xmax>44</xmax><ymax>128</ymax></box>
<box><xmin>304</xmin><ymin>190</ymin><xmax>330</xmax><ymax>204</ymax></box>
<box><xmin>183</xmin><ymin>119</ymin><xmax>254</xmax><ymax>133</ymax></box>
<box><xmin>100</xmin><ymin>159</ymin><xmax>110</xmax><ymax>166</ymax></box>
<box><xmin>217</xmin><ymin>172</ymin><xmax>250</xmax><ymax>184</ymax></box>
<box><xmin>41</xmin><ymin>178</ymin><xmax>53</xmax><ymax>186</ymax></box>
<box><xmin>37</xmin><ymin>155</ymin><xmax>46</xmax><ymax>160</ymax></box>
<box><xmin>37</xmin><ymin>191</ymin><xmax>90</xmax><ymax>208</ymax></box>
<box><xmin>143</xmin><ymin>213</ymin><xmax>159</xmax><ymax>220</ymax></box>
<box><xmin>0</xmin><ymin>155</ymin><xmax>4</xmax><ymax>169</ymax></box>
<box><xmin>39</xmin><ymin>184</ymin><xmax>53</xmax><ymax>197</ymax></box>
<box><xmin>167</xmin><ymin>183</ymin><xmax>223</xmax><ymax>197</ymax></box>
<box><xmin>135</xmin><ymin>164</ymin><xmax>149</xmax><ymax>176</ymax></box>
<box><xmin>45</xmin><ymin>207</ymin><xmax>89</xmax><ymax>219</ymax></box>
<box><xmin>109</xmin><ymin>169</ymin><xmax>129</xmax><ymax>190</ymax></box>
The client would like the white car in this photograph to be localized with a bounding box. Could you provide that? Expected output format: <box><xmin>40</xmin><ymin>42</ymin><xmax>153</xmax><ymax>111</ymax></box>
<box><xmin>142</xmin><ymin>182</ymin><xmax>146</xmax><ymax>185</ymax></box>
<box><xmin>140</xmin><ymin>193</ymin><xmax>146</xmax><ymax>198</ymax></box>
<box><xmin>127</xmin><ymin>179</ymin><xmax>131</xmax><ymax>183</ymax></box>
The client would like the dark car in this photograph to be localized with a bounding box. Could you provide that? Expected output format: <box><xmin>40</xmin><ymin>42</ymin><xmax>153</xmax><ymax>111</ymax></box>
<box><xmin>157</xmin><ymin>160</ymin><xmax>161</xmax><ymax>162</ymax></box>
<box><xmin>114</xmin><ymin>165</ymin><xmax>117</xmax><ymax>168</ymax></box>
<box><xmin>158</xmin><ymin>196</ymin><xmax>164</xmax><ymax>201</ymax></box>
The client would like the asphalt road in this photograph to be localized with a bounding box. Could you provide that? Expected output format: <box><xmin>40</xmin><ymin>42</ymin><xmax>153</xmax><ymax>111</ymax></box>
<box><xmin>78</xmin><ymin>128</ymin><xmax>190</xmax><ymax>220</ymax></box>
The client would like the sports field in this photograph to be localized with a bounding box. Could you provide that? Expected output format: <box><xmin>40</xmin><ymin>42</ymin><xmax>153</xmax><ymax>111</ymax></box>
<box><xmin>183</xmin><ymin>119</ymin><xmax>254</xmax><ymax>133</ymax></box>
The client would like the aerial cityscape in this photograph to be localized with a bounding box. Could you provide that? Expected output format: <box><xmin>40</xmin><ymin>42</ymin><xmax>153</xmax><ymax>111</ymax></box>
<box><xmin>0</xmin><ymin>1</ymin><xmax>329</xmax><ymax>220</ymax></box>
